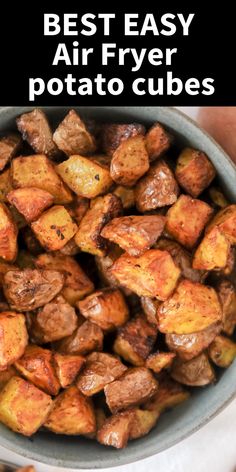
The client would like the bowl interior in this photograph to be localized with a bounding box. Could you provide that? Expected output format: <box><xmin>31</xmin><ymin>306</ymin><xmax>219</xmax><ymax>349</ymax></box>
<box><xmin>0</xmin><ymin>106</ymin><xmax>236</xmax><ymax>469</ymax></box>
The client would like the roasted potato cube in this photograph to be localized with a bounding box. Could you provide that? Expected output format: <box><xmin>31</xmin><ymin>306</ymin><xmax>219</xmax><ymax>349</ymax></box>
<box><xmin>54</xmin><ymin>352</ymin><xmax>85</xmax><ymax>388</ymax></box>
<box><xmin>158</xmin><ymin>279</ymin><xmax>222</xmax><ymax>334</ymax></box>
<box><xmin>11</xmin><ymin>155</ymin><xmax>73</xmax><ymax>204</ymax></box>
<box><xmin>0</xmin><ymin>203</ymin><xmax>18</xmax><ymax>261</ymax></box>
<box><xmin>0</xmin><ymin>312</ymin><xmax>28</xmax><ymax>370</ymax></box>
<box><xmin>208</xmin><ymin>335</ymin><xmax>236</xmax><ymax>368</ymax></box>
<box><xmin>53</xmin><ymin>109</ymin><xmax>96</xmax><ymax>156</ymax></box>
<box><xmin>166</xmin><ymin>321</ymin><xmax>222</xmax><ymax>361</ymax></box>
<box><xmin>206</xmin><ymin>205</ymin><xmax>236</xmax><ymax>244</ymax></box>
<box><xmin>97</xmin><ymin>410</ymin><xmax>135</xmax><ymax>449</ymax></box>
<box><xmin>145</xmin><ymin>122</ymin><xmax>172</xmax><ymax>161</ymax></box>
<box><xmin>0</xmin><ymin>376</ymin><xmax>52</xmax><ymax>436</ymax></box>
<box><xmin>0</xmin><ymin>133</ymin><xmax>22</xmax><ymax>171</ymax></box>
<box><xmin>113</xmin><ymin>314</ymin><xmax>157</xmax><ymax>366</ymax></box>
<box><xmin>219</xmin><ymin>246</ymin><xmax>235</xmax><ymax>276</ymax></box>
<box><xmin>140</xmin><ymin>296</ymin><xmax>160</xmax><ymax>326</ymax></box>
<box><xmin>44</xmin><ymin>385</ymin><xmax>96</xmax><ymax>435</ymax></box>
<box><xmin>15</xmin><ymin>345</ymin><xmax>60</xmax><ymax>396</ymax></box>
<box><xmin>7</xmin><ymin>187</ymin><xmax>54</xmax><ymax>223</ymax></box>
<box><xmin>75</xmin><ymin>194</ymin><xmax>122</xmax><ymax>256</ymax></box>
<box><xmin>95</xmin><ymin>245</ymin><xmax>124</xmax><ymax>289</ymax></box>
<box><xmin>0</xmin><ymin>366</ymin><xmax>17</xmax><ymax>390</ymax></box>
<box><xmin>135</xmin><ymin>160</ymin><xmax>179</xmax><ymax>212</ymax></box>
<box><xmin>144</xmin><ymin>374</ymin><xmax>190</xmax><ymax>413</ymax></box>
<box><xmin>56</xmin><ymin>320</ymin><xmax>103</xmax><ymax>355</ymax></box>
<box><xmin>31</xmin><ymin>205</ymin><xmax>78</xmax><ymax>251</ymax></box>
<box><xmin>77</xmin><ymin>288</ymin><xmax>129</xmax><ymax>331</ymax></box>
<box><xmin>166</xmin><ymin>195</ymin><xmax>213</xmax><ymax>249</ymax></box>
<box><xmin>104</xmin><ymin>367</ymin><xmax>158</xmax><ymax>413</ymax></box>
<box><xmin>113</xmin><ymin>186</ymin><xmax>135</xmax><ymax>209</ymax></box>
<box><xmin>193</xmin><ymin>226</ymin><xmax>230</xmax><ymax>270</ymax></box>
<box><xmin>217</xmin><ymin>280</ymin><xmax>236</xmax><ymax>336</ymax></box>
<box><xmin>208</xmin><ymin>186</ymin><xmax>229</xmax><ymax>209</ymax></box>
<box><xmin>101</xmin><ymin>215</ymin><xmax>166</xmax><ymax>256</ymax></box>
<box><xmin>146</xmin><ymin>352</ymin><xmax>175</xmax><ymax>373</ymax></box>
<box><xmin>0</xmin><ymin>168</ymin><xmax>13</xmax><ymax>202</ymax></box>
<box><xmin>110</xmin><ymin>135</ymin><xmax>149</xmax><ymax>187</ymax></box>
<box><xmin>77</xmin><ymin>352</ymin><xmax>127</xmax><ymax>396</ymax></box>
<box><xmin>36</xmin><ymin>252</ymin><xmax>94</xmax><ymax>305</ymax></box>
<box><xmin>17</xmin><ymin>109</ymin><xmax>58</xmax><ymax>159</ymax></box>
<box><xmin>111</xmin><ymin>249</ymin><xmax>180</xmax><ymax>300</ymax></box>
<box><xmin>100</xmin><ymin>122</ymin><xmax>145</xmax><ymax>156</ymax></box>
<box><xmin>129</xmin><ymin>408</ymin><xmax>160</xmax><ymax>440</ymax></box>
<box><xmin>171</xmin><ymin>353</ymin><xmax>215</xmax><ymax>386</ymax></box>
<box><xmin>3</xmin><ymin>268</ymin><xmax>64</xmax><ymax>311</ymax></box>
<box><xmin>175</xmin><ymin>148</ymin><xmax>216</xmax><ymax>198</ymax></box>
<box><xmin>0</xmin><ymin>260</ymin><xmax>18</xmax><ymax>285</ymax></box>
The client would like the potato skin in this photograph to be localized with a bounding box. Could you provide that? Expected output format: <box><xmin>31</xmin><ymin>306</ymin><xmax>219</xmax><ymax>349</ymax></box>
<box><xmin>206</xmin><ymin>204</ymin><xmax>236</xmax><ymax>244</ymax></box>
<box><xmin>208</xmin><ymin>335</ymin><xmax>236</xmax><ymax>368</ymax></box>
<box><xmin>0</xmin><ymin>203</ymin><xmax>18</xmax><ymax>261</ymax></box>
<box><xmin>0</xmin><ymin>133</ymin><xmax>22</xmax><ymax>171</ymax></box>
<box><xmin>144</xmin><ymin>373</ymin><xmax>189</xmax><ymax>413</ymax></box>
<box><xmin>146</xmin><ymin>352</ymin><xmax>175</xmax><ymax>373</ymax></box>
<box><xmin>97</xmin><ymin>409</ymin><xmax>135</xmax><ymax>448</ymax></box>
<box><xmin>171</xmin><ymin>353</ymin><xmax>215</xmax><ymax>386</ymax></box>
<box><xmin>53</xmin><ymin>109</ymin><xmax>96</xmax><ymax>156</ymax></box>
<box><xmin>217</xmin><ymin>280</ymin><xmax>236</xmax><ymax>336</ymax></box>
<box><xmin>7</xmin><ymin>187</ymin><xmax>54</xmax><ymax>223</ymax></box>
<box><xmin>0</xmin><ymin>312</ymin><xmax>28</xmax><ymax>371</ymax></box>
<box><xmin>100</xmin><ymin>122</ymin><xmax>145</xmax><ymax>156</ymax></box>
<box><xmin>145</xmin><ymin>122</ymin><xmax>172</xmax><ymax>161</ymax></box>
<box><xmin>175</xmin><ymin>148</ymin><xmax>216</xmax><ymax>198</ymax></box>
<box><xmin>110</xmin><ymin>135</ymin><xmax>149</xmax><ymax>187</ymax></box>
<box><xmin>56</xmin><ymin>320</ymin><xmax>103</xmax><ymax>356</ymax></box>
<box><xmin>54</xmin><ymin>352</ymin><xmax>85</xmax><ymax>388</ymax></box>
<box><xmin>135</xmin><ymin>160</ymin><xmax>179</xmax><ymax>212</ymax></box>
<box><xmin>0</xmin><ymin>376</ymin><xmax>52</xmax><ymax>436</ymax></box>
<box><xmin>0</xmin><ymin>168</ymin><xmax>13</xmax><ymax>202</ymax></box>
<box><xmin>140</xmin><ymin>297</ymin><xmax>160</xmax><ymax>327</ymax></box>
<box><xmin>0</xmin><ymin>366</ymin><xmax>17</xmax><ymax>390</ymax></box>
<box><xmin>17</xmin><ymin>109</ymin><xmax>58</xmax><ymax>159</ymax></box>
<box><xmin>193</xmin><ymin>226</ymin><xmax>230</xmax><ymax>270</ymax></box>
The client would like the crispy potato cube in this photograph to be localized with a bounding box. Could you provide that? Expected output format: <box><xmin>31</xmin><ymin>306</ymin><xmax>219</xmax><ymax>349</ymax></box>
<box><xmin>129</xmin><ymin>408</ymin><xmax>160</xmax><ymax>440</ymax></box>
<box><xmin>158</xmin><ymin>279</ymin><xmax>222</xmax><ymax>334</ymax></box>
<box><xmin>36</xmin><ymin>252</ymin><xmax>94</xmax><ymax>305</ymax></box>
<box><xmin>44</xmin><ymin>385</ymin><xmax>96</xmax><ymax>435</ymax></box>
<box><xmin>0</xmin><ymin>260</ymin><xmax>18</xmax><ymax>285</ymax></box>
<box><xmin>0</xmin><ymin>312</ymin><xmax>28</xmax><ymax>370</ymax></box>
<box><xmin>111</xmin><ymin>249</ymin><xmax>180</xmax><ymax>300</ymax></box>
<box><xmin>74</xmin><ymin>194</ymin><xmax>122</xmax><ymax>257</ymax></box>
<box><xmin>57</xmin><ymin>154</ymin><xmax>113</xmax><ymax>199</ymax></box>
<box><xmin>54</xmin><ymin>352</ymin><xmax>85</xmax><ymax>388</ymax></box>
<box><xmin>208</xmin><ymin>186</ymin><xmax>229</xmax><ymax>209</ymax></box>
<box><xmin>144</xmin><ymin>374</ymin><xmax>189</xmax><ymax>413</ymax></box>
<box><xmin>0</xmin><ymin>203</ymin><xmax>18</xmax><ymax>261</ymax></box>
<box><xmin>0</xmin><ymin>168</ymin><xmax>13</xmax><ymax>202</ymax></box>
<box><xmin>17</xmin><ymin>109</ymin><xmax>58</xmax><ymax>159</ymax></box>
<box><xmin>97</xmin><ymin>410</ymin><xmax>135</xmax><ymax>448</ymax></box>
<box><xmin>145</xmin><ymin>122</ymin><xmax>172</xmax><ymax>161</ymax></box>
<box><xmin>171</xmin><ymin>353</ymin><xmax>215</xmax><ymax>386</ymax></box>
<box><xmin>208</xmin><ymin>335</ymin><xmax>236</xmax><ymax>368</ymax></box>
<box><xmin>0</xmin><ymin>376</ymin><xmax>52</xmax><ymax>436</ymax></box>
<box><xmin>31</xmin><ymin>205</ymin><xmax>78</xmax><ymax>251</ymax></box>
<box><xmin>113</xmin><ymin>186</ymin><xmax>135</xmax><ymax>209</ymax></box>
<box><xmin>166</xmin><ymin>321</ymin><xmax>222</xmax><ymax>361</ymax></box>
<box><xmin>101</xmin><ymin>215</ymin><xmax>166</xmax><ymax>256</ymax></box>
<box><xmin>77</xmin><ymin>288</ymin><xmax>129</xmax><ymax>331</ymax></box>
<box><xmin>77</xmin><ymin>352</ymin><xmax>127</xmax><ymax>396</ymax></box>
<box><xmin>217</xmin><ymin>280</ymin><xmax>236</xmax><ymax>336</ymax></box>
<box><xmin>135</xmin><ymin>160</ymin><xmax>179</xmax><ymax>212</ymax></box>
<box><xmin>146</xmin><ymin>352</ymin><xmax>175</xmax><ymax>373</ymax></box>
<box><xmin>53</xmin><ymin>109</ymin><xmax>96</xmax><ymax>156</ymax></box>
<box><xmin>3</xmin><ymin>268</ymin><xmax>64</xmax><ymax>311</ymax></box>
<box><xmin>166</xmin><ymin>195</ymin><xmax>213</xmax><ymax>249</ymax></box>
<box><xmin>100</xmin><ymin>122</ymin><xmax>145</xmax><ymax>156</ymax></box>
<box><xmin>113</xmin><ymin>314</ymin><xmax>157</xmax><ymax>366</ymax></box>
<box><xmin>0</xmin><ymin>134</ymin><xmax>22</xmax><ymax>171</ymax></box>
<box><xmin>11</xmin><ymin>155</ymin><xmax>73</xmax><ymax>204</ymax></box>
<box><xmin>7</xmin><ymin>187</ymin><xmax>54</xmax><ymax>223</ymax></box>
<box><xmin>56</xmin><ymin>320</ymin><xmax>103</xmax><ymax>356</ymax></box>
<box><xmin>110</xmin><ymin>135</ymin><xmax>149</xmax><ymax>187</ymax></box>
<box><xmin>193</xmin><ymin>226</ymin><xmax>230</xmax><ymax>270</ymax></box>
<box><xmin>140</xmin><ymin>297</ymin><xmax>160</xmax><ymax>326</ymax></box>
<box><xmin>104</xmin><ymin>367</ymin><xmax>158</xmax><ymax>413</ymax></box>
<box><xmin>219</xmin><ymin>247</ymin><xmax>235</xmax><ymax>276</ymax></box>
<box><xmin>15</xmin><ymin>345</ymin><xmax>60</xmax><ymax>396</ymax></box>
<box><xmin>206</xmin><ymin>205</ymin><xmax>236</xmax><ymax>244</ymax></box>
<box><xmin>175</xmin><ymin>148</ymin><xmax>216</xmax><ymax>198</ymax></box>
<box><xmin>0</xmin><ymin>366</ymin><xmax>17</xmax><ymax>390</ymax></box>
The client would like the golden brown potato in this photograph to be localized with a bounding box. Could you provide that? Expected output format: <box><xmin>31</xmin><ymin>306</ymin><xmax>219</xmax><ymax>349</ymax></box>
<box><xmin>166</xmin><ymin>195</ymin><xmax>213</xmax><ymax>249</ymax></box>
<box><xmin>11</xmin><ymin>155</ymin><xmax>73</xmax><ymax>204</ymax></box>
<box><xmin>53</xmin><ymin>109</ymin><xmax>96</xmax><ymax>156</ymax></box>
<box><xmin>171</xmin><ymin>353</ymin><xmax>215</xmax><ymax>386</ymax></box>
<box><xmin>75</xmin><ymin>194</ymin><xmax>122</xmax><ymax>256</ymax></box>
<box><xmin>53</xmin><ymin>352</ymin><xmax>85</xmax><ymax>388</ymax></box>
<box><xmin>208</xmin><ymin>335</ymin><xmax>236</xmax><ymax>368</ymax></box>
<box><xmin>175</xmin><ymin>148</ymin><xmax>216</xmax><ymax>198</ymax></box>
<box><xmin>144</xmin><ymin>373</ymin><xmax>190</xmax><ymax>413</ymax></box>
<box><xmin>111</xmin><ymin>249</ymin><xmax>180</xmax><ymax>300</ymax></box>
<box><xmin>206</xmin><ymin>205</ymin><xmax>236</xmax><ymax>244</ymax></box>
<box><xmin>217</xmin><ymin>280</ymin><xmax>236</xmax><ymax>336</ymax></box>
<box><xmin>56</xmin><ymin>320</ymin><xmax>103</xmax><ymax>356</ymax></box>
<box><xmin>166</xmin><ymin>322</ymin><xmax>222</xmax><ymax>361</ymax></box>
<box><xmin>193</xmin><ymin>226</ymin><xmax>230</xmax><ymax>270</ymax></box>
<box><xmin>15</xmin><ymin>345</ymin><xmax>60</xmax><ymax>396</ymax></box>
<box><xmin>0</xmin><ymin>312</ymin><xmax>28</xmax><ymax>370</ymax></box>
<box><xmin>77</xmin><ymin>352</ymin><xmax>127</xmax><ymax>396</ymax></box>
<box><xmin>100</xmin><ymin>122</ymin><xmax>145</xmax><ymax>156</ymax></box>
<box><xmin>77</xmin><ymin>288</ymin><xmax>129</xmax><ymax>331</ymax></box>
<box><xmin>146</xmin><ymin>352</ymin><xmax>176</xmax><ymax>373</ymax></box>
<box><xmin>0</xmin><ymin>366</ymin><xmax>17</xmax><ymax>390</ymax></box>
<box><xmin>129</xmin><ymin>408</ymin><xmax>160</xmax><ymax>440</ymax></box>
<box><xmin>113</xmin><ymin>314</ymin><xmax>157</xmax><ymax>366</ymax></box>
<box><xmin>145</xmin><ymin>122</ymin><xmax>172</xmax><ymax>161</ymax></box>
<box><xmin>0</xmin><ymin>260</ymin><xmax>18</xmax><ymax>285</ymax></box>
<box><xmin>31</xmin><ymin>205</ymin><xmax>78</xmax><ymax>251</ymax></box>
<box><xmin>0</xmin><ymin>203</ymin><xmax>18</xmax><ymax>262</ymax></box>
<box><xmin>97</xmin><ymin>409</ymin><xmax>135</xmax><ymax>448</ymax></box>
<box><xmin>219</xmin><ymin>246</ymin><xmax>235</xmax><ymax>276</ymax></box>
<box><xmin>0</xmin><ymin>376</ymin><xmax>52</xmax><ymax>436</ymax></box>
<box><xmin>44</xmin><ymin>385</ymin><xmax>96</xmax><ymax>435</ymax></box>
<box><xmin>17</xmin><ymin>109</ymin><xmax>58</xmax><ymax>158</ymax></box>
<box><xmin>104</xmin><ymin>367</ymin><xmax>158</xmax><ymax>413</ymax></box>
<box><xmin>0</xmin><ymin>168</ymin><xmax>13</xmax><ymax>202</ymax></box>
<box><xmin>135</xmin><ymin>160</ymin><xmax>179</xmax><ymax>212</ymax></box>
<box><xmin>7</xmin><ymin>187</ymin><xmax>54</xmax><ymax>223</ymax></box>
<box><xmin>113</xmin><ymin>186</ymin><xmax>135</xmax><ymax>209</ymax></box>
<box><xmin>110</xmin><ymin>135</ymin><xmax>149</xmax><ymax>186</ymax></box>
<box><xmin>208</xmin><ymin>186</ymin><xmax>229</xmax><ymax>209</ymax></box>
<box><xmin>101</xmin><ymin>215</ymin><xmax>166</xmax><ymax>256</ymax></box>
<box><xmin>140</xmin><ymin>296</ymin><xmax>160</xmax><ymax>326</ymax></box>
<box><xmin>158</xmin><ymin>279</ymin><xmax>222</xmax><ymax>334</ymax></box>
<box><xmin>3</xmin><ymin>268</ymin><xmax>64</xmax><ymax>311</ymax></box>
<box><xmin>0</xmin><ymin>133</ymin><xmax>22</xmax><ymax>171</ymax></box>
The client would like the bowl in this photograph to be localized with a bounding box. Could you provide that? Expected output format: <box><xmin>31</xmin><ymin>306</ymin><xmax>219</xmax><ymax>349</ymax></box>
<box><xmin>0</xmin><ymin>106</ymin><xmax>236</xmax><ymax>469</ymax></box>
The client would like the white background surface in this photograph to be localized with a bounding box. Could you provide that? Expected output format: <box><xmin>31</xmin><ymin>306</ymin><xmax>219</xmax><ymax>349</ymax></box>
<box><xmin>1</xmin><ymin>106</ymin><xmax>236</xmax><ymax>472</ymax></box>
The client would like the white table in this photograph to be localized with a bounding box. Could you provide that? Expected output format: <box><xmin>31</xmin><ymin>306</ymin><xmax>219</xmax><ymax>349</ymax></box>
<box><xmin>1</xmin><ymin>106</ymin><xmax>236</xmax><ymax>472</ymax></box>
